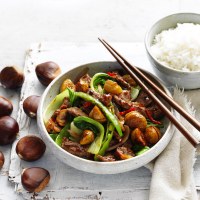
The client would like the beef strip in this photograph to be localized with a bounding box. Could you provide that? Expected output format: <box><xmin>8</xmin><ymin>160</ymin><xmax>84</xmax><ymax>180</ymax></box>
<box><xmin>146</xmin><ymin>104</ymin><xmax>164</xmax><ymax>119</ymax></box>
<box><xmin>135</xmin><ymin>90</ymin><xmax>164</xmax><ymax>119</ymax></box>
<box><xmin>113</xmin><ymin>95</ymin><xmax>132</xmax><ymax>110</ymax></box>
<box><xmin>100</xmin><ymin>94</ymin><xmax>112</xmax><ymax>107</ymax></box>
<box><xmin>88</xmin><ymin>89</ymin><xmax>112</xmax><ymax>106</ymax></box>
<box><xmin>97</xmin><ymin>154</ymin><xmax>116</xmax><ymax>162</ymax></box>
<box><xmin>131</xmin><ymin>102</ymin><xmax>147</xmax><ymax>117</ymax></box>
<box><xmin>67</xmin><ymin>107</ymin><xmax>88</xmax><ymax>117</ymax></box>
<box><xmin>62</xmin><ymin>138</ymin><xmax>92</xmax><ymax>159</ymax></box>
<box><xmin>122</xmin><ymin>74</ymin><xmax>137</xmax><ymax>86</ymax></box>
<box><xmin>135</xmin><ymin>90</ymin><xmax>155</xmax><ymax>107</ymax></box>
<box><xmin>60</xmin><ymin>97</ymin><xmax>70</xmax><ymax>109</ymax></box>
<box><xmin>119</xmin><ymin>90</ymin><xmax>131</xmax><ymax>101</ymax></box>
<box><xmin>112</xmin><ymin>90</ymin><xmax>133</xmax><ymax>110</ymax></box>
<box><xmin>114</xmin><ymin>74</ymin><xmax>131</xmax><ymax>89</ymax></box>
<box><xmin>115</xmin><ymin>146</ymin><xmax>135</xmax><ymax>160</ymax></box>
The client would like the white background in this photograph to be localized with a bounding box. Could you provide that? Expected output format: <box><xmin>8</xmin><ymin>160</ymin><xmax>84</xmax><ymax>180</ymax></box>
<box><xmin>0</xmin><ymin>0</ymin><xmax>200</xmax><ymax>69</ymax></box>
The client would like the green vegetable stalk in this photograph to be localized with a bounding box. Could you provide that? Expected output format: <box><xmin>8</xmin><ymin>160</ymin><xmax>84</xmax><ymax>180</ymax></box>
<box><xmin>49</xmin><ymin>134</ymin><xmax>58</xmax><ymax>141</ymax></box>
<box><xmin>73</xmin><ymin>116</ymin><xmax>105</xmax><ymax>154</ymax></box>
<box><xmin>135</xmin><ymin>146</ymin><xmax>150</xmax><ymax>156</ymax></box>
<box><xmin>90</xmin><ymin>72</ymin><xmax>112</xmax><ymax>93</ymax></box>
<box><xmin>55</xmin><ymin>123</ymin><xmax>70</xmax><ymax>146</ymax></box>
<box><xmin>43</xmin><ymin>89</ymin><xmax>69</xmax><ymax>124</ymax></box>
<box><xmin>68</xmin><ymin>88</ymin><xmax>77</xmax><ymax>105</ymax></box>
<box><xmin>130</xmin><ymin>86</ymin><xmax>141</xmax><ymax>100</ymax></box>
<box><xmin>94</xmin><ymin>122</ymin><xmax>115</xmax><ymax>160</ymax></box>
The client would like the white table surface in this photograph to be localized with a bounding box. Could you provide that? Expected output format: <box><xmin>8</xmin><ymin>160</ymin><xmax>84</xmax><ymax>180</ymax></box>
<box><xmin>0</xmin><ymin>1</ymin><xmax>200</xmax><ymax>199</ymax></box>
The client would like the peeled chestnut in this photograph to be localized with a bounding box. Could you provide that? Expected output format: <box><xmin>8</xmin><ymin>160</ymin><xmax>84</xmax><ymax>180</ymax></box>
<box><xmin>131</xmin><ymin>128</ymin><xmax>147</xmax><ymax>146</ymax></box>
<box><xmin>79</xmin><ymin>130</ymin><xmax>95</xmax><ymax>145</ymax></box>
<box><xmin>0</xmin><ymin>116</ymin><xmax>19</xmax><ymax>145</ymax></box>
<box><xmin>16</xmin><ymin>135</ymin><xmax>46</xmax><ymax>161</ymax></box>
<box><xmin>0</xmin><ymin>66</ymin><xmax>24</xmax><ymax>89</ymax></box>
<box><xmin>21</xmin><ymin>167</ymin><xmax>50</xmax><ymax>192</ymax></box>
<box><xmin>0</xmin><ymin>151</ymin><xmax>4</xmax><ymax>169</ymax></box>
<box><xmin>125</xmin><ymin>111</ymin><xmax>147</xmax><ymax>130</ymax></box>
<box><xmin>35</xmin><ymin>61</ymin><xmax>61</xmax><ymax>86</ymax></box>
<box><xmin>145</xmin><ymin>126</ymin><xmax>161</xmax><ymax>145</ymax></box>
<box><xmin>0</xmin><ymin>96</ymin><xmax>13</xmax><ymax>117</ymax></box>
<box><xmin>23</xmin><ymin>95</ymin><xmax>40</xmax><ymax>118</ymax></box>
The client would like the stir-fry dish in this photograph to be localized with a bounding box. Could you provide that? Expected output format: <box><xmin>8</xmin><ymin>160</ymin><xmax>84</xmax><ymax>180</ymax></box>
<box><xmin>44</xmin><ymin>70</ymin><xmax>164</xmax><ymax>162</ymax></box>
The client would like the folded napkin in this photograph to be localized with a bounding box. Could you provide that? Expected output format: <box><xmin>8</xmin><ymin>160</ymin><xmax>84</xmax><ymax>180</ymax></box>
<box><xmin>148</xmin><ymin>88</ymin><xmax>200</xmax><ymax>200</ymax></box>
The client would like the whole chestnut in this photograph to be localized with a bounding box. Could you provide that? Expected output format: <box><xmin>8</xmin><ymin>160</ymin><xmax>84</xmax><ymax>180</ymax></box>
<box><xmin>35</xmin><ymin>61</ymin><xmax>61</xmax><ymax>86</ymax></box>
<box><xmin>0</xmin><ymin>66</ymin><xmax>24</xmax><ymax>89</ymax></box>
<box><xmin>23</xmin><ymin>95</ymin><xmax>40</xmax><ymax>118</ymax></box>
<box><xmin>0</xmin><ymin>151</ymin><xmax>4</xmax><ymax>169</ymax></box>
<box><xmin>0</xmin><ymin>96</ymin><xmax>13</xmax><ymax>117</ymax></box>
<box><xmin>21</xmin><ymin>167</ymin><xmax>50</xmax><ymax>192</ymax></box>
<box><xmin>16</xmin><ymin>135</ymin><xmax>46</xmax><ymax>161</ymax></box>
<box><xmin>0</xmin><ymin>116</ymin><xmax>19</xmax><ymax>145</ymax></box>
<box><xmin>145</xmin><ymin>126</ymin><xmax>161</xmax><ymax>145</ymax></box>
<box><xmin>125</xmin><ymin>111</ymin><xmax>147</xmax><ymax>130</ymax></box>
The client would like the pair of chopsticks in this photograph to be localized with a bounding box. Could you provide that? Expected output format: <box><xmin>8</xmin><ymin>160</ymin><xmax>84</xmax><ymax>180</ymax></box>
<box><xmin>98</xmin><ymin>38</ymin><xmax>200</xmax><ymax>148</ymax></box>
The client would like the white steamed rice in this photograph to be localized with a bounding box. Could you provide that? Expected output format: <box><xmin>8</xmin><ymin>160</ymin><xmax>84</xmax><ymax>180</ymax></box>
<box><xmin>151</xmin><ymin>23</ymin><xmax>200</xmax><ymax>72</ymax></box>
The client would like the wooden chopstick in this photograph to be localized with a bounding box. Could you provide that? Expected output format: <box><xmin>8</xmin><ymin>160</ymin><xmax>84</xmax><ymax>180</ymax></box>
<box><xmin>98</xmin><ymin>38</ymin><xmax>199</xmax><ymax>147</ymax></box>
<box><xmin>102</xmin><ymin>39</ymin><xmax>200</xmax><ymax>133</ymax></box>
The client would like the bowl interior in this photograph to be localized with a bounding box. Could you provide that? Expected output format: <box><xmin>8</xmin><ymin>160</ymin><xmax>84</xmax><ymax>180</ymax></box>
<box><xmin>38</xmin><ymin>61</ymin><xmax>173</xmax><ymax>174</ymax></box>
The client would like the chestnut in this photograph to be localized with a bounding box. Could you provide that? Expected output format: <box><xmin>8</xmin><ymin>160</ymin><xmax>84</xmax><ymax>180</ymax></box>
<box><xmin>23</xmin><ymin>95</ymin><xmax>40</xmax><ymax>118</ymax></box>
<box><xmin>125</xmin><ymin>111</ymin><xmax>147</xmax><ymax>130</ymax></box>
<box><xmin>21</xmin><ymin>167</ymin><xmax>50</xmax><ymax>192</ymax></box>
<box><xmin>79</xmin><ymin>130</ymin><xmax>95</xmax><ymax>145</ymax></box>
<box><xmin>131</xmin><ymin>128</ymin><xmax>147</xmax><ymax>146</ymax></box>
<box><xmin>60</xmin><ymin>79</ymin><xmax>75</xmax><ymax>93</ymax></box>
<box><xmin>0</xmin><ymin>66</ymin><xmax>24</xmax><ymax>89</ymax></box>
<box><xmin>35</xmin><ymin>61</ymin><xmax>61</xmax><ymax>86</ymax></box>
<box><xmin>0</xmin><ymin>116</ymin><xmax>19</xmax><ymax>145</ymax></box>
<box><xmin>145</xmin><ymin>126</ymin><xmax>161</xmax><ymax>145</ymax></box>
<box><xmin>0</xmin><ymin>151</ymin><xmax>4</xmax><ymax>169</ymax></box>
<box><xmin>0</xmin><ymin>96</ymin><xmax>13</xmax><ymax>117</ymax></box>
<box><xmin>16</xmin><ymin>135</ymin><xmax>46</xmax><ymax>161</ymax></box>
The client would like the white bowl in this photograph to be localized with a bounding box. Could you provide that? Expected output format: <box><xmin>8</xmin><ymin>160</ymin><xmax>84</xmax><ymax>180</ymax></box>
<box><xmin>37</xmin><ymin>61</ymin><xmax>173</xmax><ymax>174</ymax></box>
<box><xmin>145</xmin><ymin>13</ymin><xmax>200</xmax><ymax>89</ymax></box>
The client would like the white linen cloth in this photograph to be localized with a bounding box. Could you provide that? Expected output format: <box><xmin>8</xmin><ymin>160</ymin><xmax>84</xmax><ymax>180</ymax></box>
<box><xmin>148</xmin><ymin>88</ymin><xmax>200</xmax><ymax>200</ymax></box>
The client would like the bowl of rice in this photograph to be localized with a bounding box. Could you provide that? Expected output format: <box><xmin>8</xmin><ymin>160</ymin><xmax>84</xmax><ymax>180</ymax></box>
<box><xmin>145</xmin><ymin>13</ymin><xmax>200</xmax><ymax>89</ymax></box>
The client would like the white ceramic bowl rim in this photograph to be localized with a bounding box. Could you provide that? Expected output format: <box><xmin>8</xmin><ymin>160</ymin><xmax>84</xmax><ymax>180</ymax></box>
<box><xmin>38</xmin><ymin>61</ymin><xmax>173</xmax><ymax>173</ymax></box>
<box><xmin>145</xmin><ymin>12</ymin><xmax>200</xmax><ymax>74</ymax></box>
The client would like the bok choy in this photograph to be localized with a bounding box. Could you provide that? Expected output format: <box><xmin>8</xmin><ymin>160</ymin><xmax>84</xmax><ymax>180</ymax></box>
<box><xmin>43</xmin><ymin>89</ymin><xmax>69</xmax><ymax>124</ymax></box>
<box><xmin>90</xmin><ymin>72</ymin><xmax>112</xmax><ymax>93</ymax></box>
<box><xmin>73</xmin><ymin>116</ymin><xmax>104</xmax><ymax>154</ymax></box>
